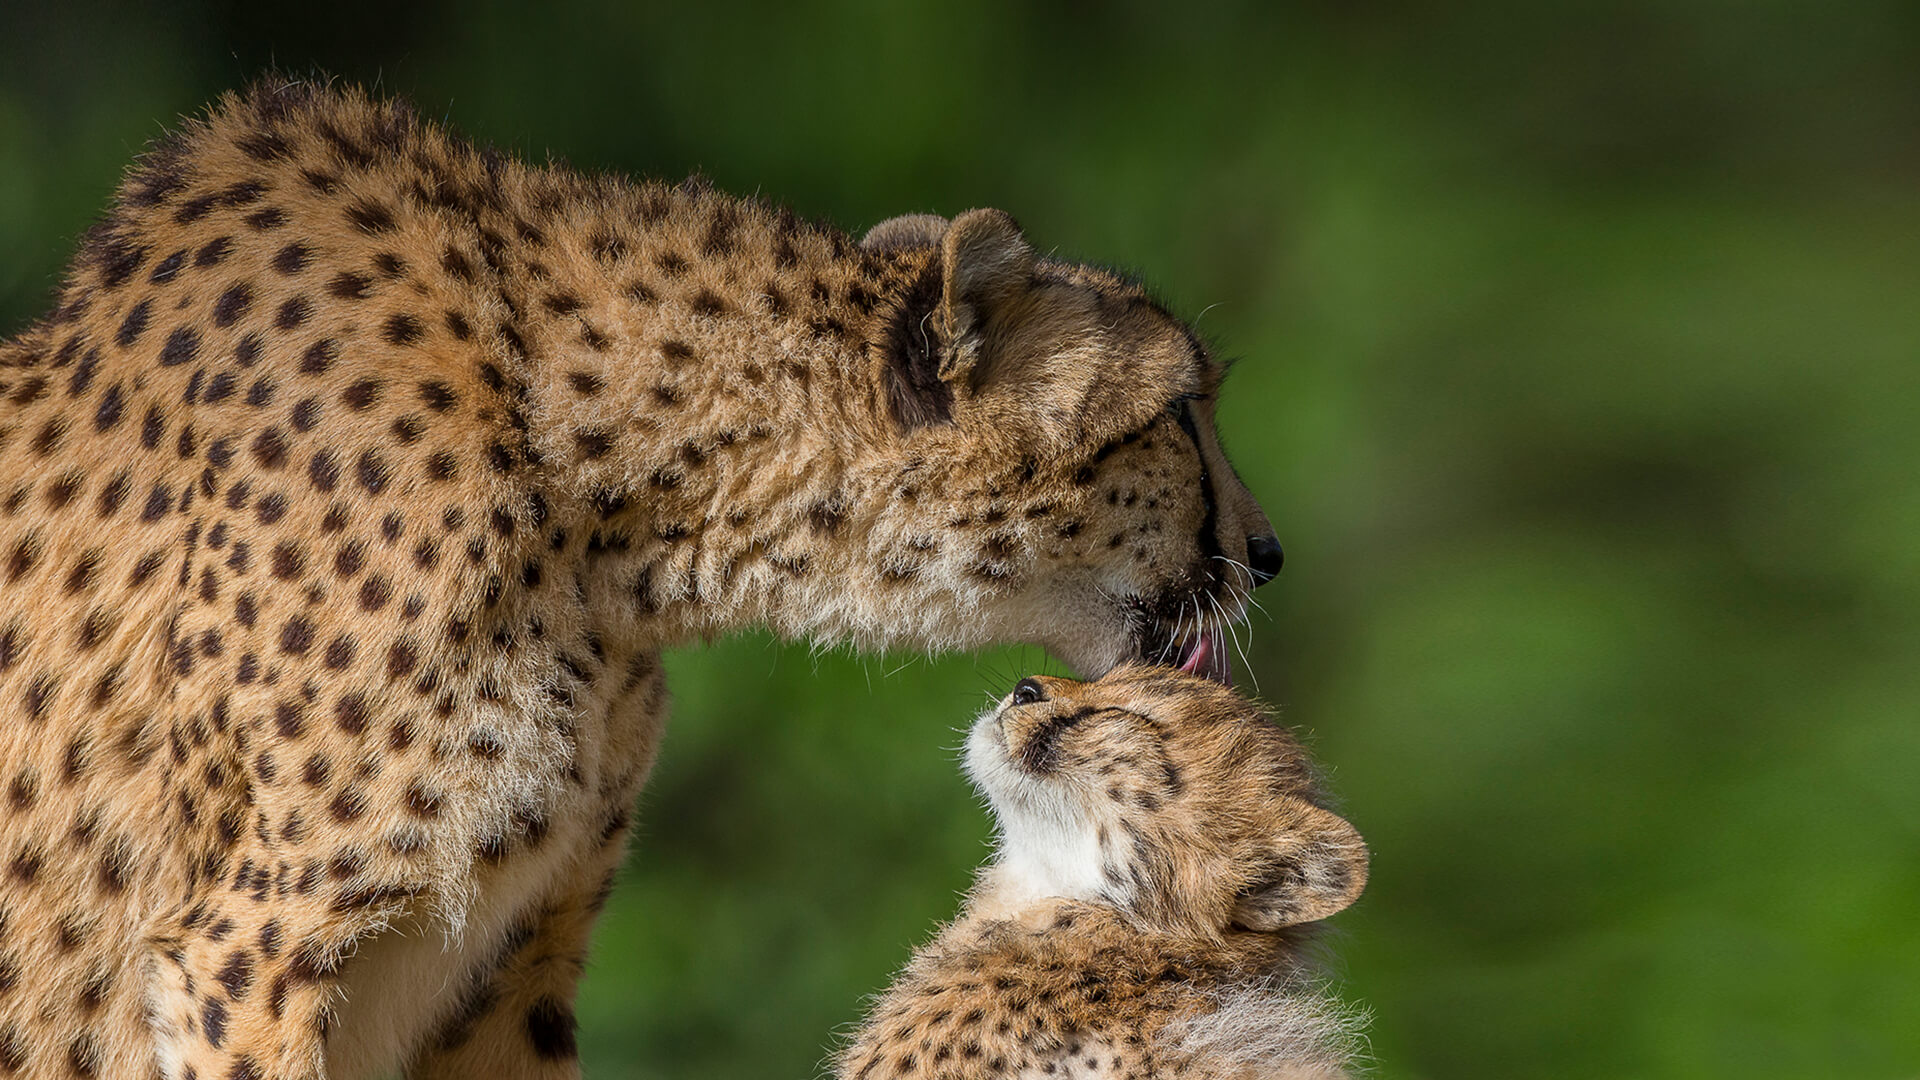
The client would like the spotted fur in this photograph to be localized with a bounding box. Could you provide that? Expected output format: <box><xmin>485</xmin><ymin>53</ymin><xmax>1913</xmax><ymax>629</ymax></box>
<box><xmin>0</xmin><ymin>78</ymin><xmax>1279</xmax><ymax>1079</ymax></box>
<box><xmin>839</xmin><ymin>667</ymin><xmax>1368</xmax><ymax>1079</ymax></box>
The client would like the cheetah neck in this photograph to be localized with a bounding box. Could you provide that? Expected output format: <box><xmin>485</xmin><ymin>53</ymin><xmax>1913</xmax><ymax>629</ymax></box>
<box><xmin>487</xmin><ymin>178</ymin><xmax>941</xmax><ymax>647</ymax></box>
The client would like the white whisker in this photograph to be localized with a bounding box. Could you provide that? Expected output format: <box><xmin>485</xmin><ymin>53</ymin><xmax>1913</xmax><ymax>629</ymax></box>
<box><xmin>1208</xmin><ymin>588</ymin><xmax>1260</xmax><ymax>695</ymax></box>
<box><xmin>1209</xmin><ymin>555</ymin><xmax>1266</xmax><ymax>620</ymax></box>
<box><xmin>1157</xmin><ymin>599</ymin><xmax>1187</xmax><ymax>666</ymax></box>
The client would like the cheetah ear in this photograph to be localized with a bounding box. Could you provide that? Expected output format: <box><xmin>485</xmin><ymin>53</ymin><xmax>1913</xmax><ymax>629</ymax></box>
<box><xmin>861</xmin><ymin>213</ymin><xmax>950</xmax><ymax>253</ymax></box>
<box><xmin>1230</xmin><ymin>803</ymin><xmax>1369</xmax><ymax>931</ymax></box>
<box><xmin>937</xmin><ymin>208</ymin><xmax>1035</xmax><ymax>385</ymax></box>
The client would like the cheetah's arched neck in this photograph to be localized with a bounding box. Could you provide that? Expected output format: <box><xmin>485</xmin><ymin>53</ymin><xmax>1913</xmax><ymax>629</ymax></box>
<box><xmin>420</xmin><ymin>169</ymin><xmax>944</xmax><ymax>645</ymax></box>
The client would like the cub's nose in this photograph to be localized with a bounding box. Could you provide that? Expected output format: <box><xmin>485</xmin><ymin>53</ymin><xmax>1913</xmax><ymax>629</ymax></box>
<box><xmin>1246</xmin><ymin>535</ymin><xmax>1284</xmax><ymax>586</ymax></box>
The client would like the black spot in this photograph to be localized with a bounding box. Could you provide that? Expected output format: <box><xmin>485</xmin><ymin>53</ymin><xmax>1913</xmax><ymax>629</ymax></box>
<box><xmin>159</xmin><ymin>326</ymin><xmax>200</xmax><ymax>367</ymax></box>
<box><xmin>347</xmin><ymin>200</ymin><xmax>396</xmax><ymax>233</ymax></box>
<box><xmin>46</xmin><ymin>473</ymin><xmax>82</xmax><ymax>511</ymax></box>
<box><xmin>357</xmin><ymin>451</ymin><xmax>391</xmax><ymax>494</ymax></box>
<box><xmin>174</xmin><ymin>193</ymin><xmax>218</xmax><ymax>223</ymax></box>
<box><xmin>23</xmin><ymin>673</ymin><xmax>56</xmax><ymax>719</ymax></box>
<box><xmin>272</xmin><ymin>242</ymin><xmax>310</xmax><ymax>275</ymax></box>
<box><xmin>203</xmin><ymin>370</ymin><xmax>237</xmax><ymax>404</ymax></box>
<box><xmin>202</xmin><ymin>996</ymin><xmax>228</xmax><ymax>1048</ymax></box>
<box><xmin>141</xmin><ymin>483</ymin><xmax>172</xmax><ymax>522</ymax></box>
<box><xmin>150</xmin><ymin>249</ymin><xmax>186</xmax><ymax>284</ymax></box>
<box><xmin>275</xmin><ymin>296</ymin><xmax>311</xmax><ymax>330</ymax></box>
<box><xmin>115</xmin><ymin>298</ymin><xmax>152</xmax><ymax>347</ymax></box>
<box><xmin>323</xmin><ymin>635</ymin><xmax>355</xmax><ymax>671</ymax></box>
<box><xmin>419</xmin><ymin>381</ymin><xmax>456</xmax><ymax>411</ymax></box>
<box><xmin>525</xmin><ymin>998</ymin><xmax>578</xmax><ymax>1060</ymax></box>
<box><xmin>328</xmin><ymin>271</ymin><xmax>372</xmax><ymax>300</ymax></box>
<box><xmin>270</xmin><ymin>541</ymin><xmax>304</xmax><ymax>579</ymax></box>
<box><xmin>28</xmin><ymin>416</ymin><xmax>65</xmax><ymax>456</ymax></box>
<box><xmin>194</xmin><ymin>235</ymin><xmax>233</xmax><ymax>268</ymax></box>
<box><xmin>308</xmin><ymin>451</ymin><xmax>340</xmax><ymax>492</ymax></box>
<box><xmin>94</xmin><ymin>385</ymin><xmax>125</xmax><ymax>431</ymax></box>
<box><xmin>279</xmin><ymin>616</ymin><xmax>314</xmax><ymax>655</ymax></box>
<box><xmin>251</xmin><ymin>428</ymin><xmax>288</xmax><ymax>469</ymax></box>
<box><xmin>359</xmin><ymin>576</ymin><xmax>392</xmax><ymax>611</ymax></box>
<box><xmin>66</xmin><ymin>347</ymin><xmax>101</xmax><ymax>395</ymax></box>
<box><xmin>442</xmin><ymin>247</ymin><xmax>474</xmax><ymax>281</ymax></box>
<box><xmin>390</xmin><ymin>414</ymin><xmax>424</xmax><ymax>443</ymax></box>
<box><xmin>300</xmin><ymin>338</ymin><xmax>339</xmax><ymax>375</ymax></box>
<box><xmin>237</xmin><ymin>131</ymin><xmax>289</xmax><ymax>161</ymax></box>
<box><xmin>7</xmin><ymin>376</ymin><xmax>48</xmax><ymax>406</ymax></box>
<box><xmin>342</xmin><ymin>379</ymin><xmax>380</xmax><ymax>410</ymax></box>
<box><xmin>573</xmin><ymin>429</ymin><xmax>614</xmax><ymax>460</ymax></box>
<box><xmin>383</xmin><ymin>313</ymin><xmax>424</xmax><ymax>345</ymax></box>
<box><xmin>212</xmin><ymin>283</ymin><xmax>253</xmax><ymax>327</ymax></box>
<box><xmin>385</xmin><ymin>640</ymin><xmax>421</xmax><ymax>679</ymax></box>
<box><xmin>217</xmin><ymin>949</ymin><xmax>254</xmax><ymax>999</ymax></box>
<box><xmin>334</xmin><ymin>692</ymin><xmax>368</xmax><ymax>733</ymax></box>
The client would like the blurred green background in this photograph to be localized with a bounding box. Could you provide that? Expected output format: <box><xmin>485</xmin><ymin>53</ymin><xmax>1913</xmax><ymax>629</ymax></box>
<box><xmin>3</xmin><ymin>2</ymin><xmax>1916</xmax><ymax>1077</ymax></box>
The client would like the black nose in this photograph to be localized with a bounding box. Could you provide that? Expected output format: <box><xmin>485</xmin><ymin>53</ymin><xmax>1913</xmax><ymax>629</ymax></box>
<box><xmin>1246</xmin><ymin>536</ymin><xmax>1284</xmax><ymax>585</ymax></box>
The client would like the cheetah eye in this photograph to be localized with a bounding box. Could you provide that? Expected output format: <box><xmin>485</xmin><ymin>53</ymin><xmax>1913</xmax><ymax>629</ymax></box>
<box><xmin>1011</xmin><ymin>679</ymin><xmax>1046</xmax><ymax>706</ymax></box>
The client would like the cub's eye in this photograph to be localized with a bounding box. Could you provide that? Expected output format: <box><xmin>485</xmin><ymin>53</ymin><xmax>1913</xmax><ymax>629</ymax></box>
<box><xmin>1011</xmin><ymin>679</ymin><xmax>1046</xmax><ymax>706</ymax></box>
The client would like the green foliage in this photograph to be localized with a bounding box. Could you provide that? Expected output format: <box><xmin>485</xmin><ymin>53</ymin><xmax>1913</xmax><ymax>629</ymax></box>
<box><xmin>4</xmin><ymin>4</ymin><xmax>1916</xmax><ymax>1077</ymax></box>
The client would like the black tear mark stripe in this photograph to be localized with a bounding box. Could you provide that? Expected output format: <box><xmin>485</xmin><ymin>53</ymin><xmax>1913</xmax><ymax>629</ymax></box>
<box><xmin>1175</xmin><ymin>400</ymin><xmax>1223</xmax><ymax>566</ymax></box>
<box><xmin>1020</xmin><ymin>705</ymin><xmax>1131</xmax><ymax>773</ymax></box>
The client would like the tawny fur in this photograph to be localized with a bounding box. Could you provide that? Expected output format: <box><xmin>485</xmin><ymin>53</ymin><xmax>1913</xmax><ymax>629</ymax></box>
<box><xmin>0</xmin><ymin>79</ymin><xmax>1278</xmax><ymax>1079</ymax></box>
<box><xmin>838</xmin><ymin>667</ymin><xmax>1368</xmax><ymax>1079</ymax></box>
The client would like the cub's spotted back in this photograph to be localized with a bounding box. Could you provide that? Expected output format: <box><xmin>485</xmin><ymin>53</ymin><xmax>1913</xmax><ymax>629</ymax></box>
<box><xmin>839</xmin><ymin>667</ymin><xmax>1368</xmax><ymax>1079</ymax></box>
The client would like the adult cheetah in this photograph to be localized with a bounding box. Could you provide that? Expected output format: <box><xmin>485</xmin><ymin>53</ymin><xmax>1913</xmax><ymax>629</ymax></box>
<box><xmin>0</xmin><ymin>79</ymin><xmax>1282</xmax><ymax>1079</ymax></box>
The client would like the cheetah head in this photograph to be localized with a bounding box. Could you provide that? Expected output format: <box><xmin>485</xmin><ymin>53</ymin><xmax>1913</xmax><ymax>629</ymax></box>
<box><xmin>856</xmin><ymin>210</ymin><xmax>1282</xmax><ymax>681</ymax></box>
<box><xmin>965</xmin><ymin>666</ymin><xmax>1367</xmax><ymax>937</ymax></box>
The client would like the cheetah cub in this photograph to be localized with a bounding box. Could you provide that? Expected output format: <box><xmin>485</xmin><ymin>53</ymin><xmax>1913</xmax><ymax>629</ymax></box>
<box><xmin>839</xmin><ymin>666</ymin><xmax>1369</xmax><ymax>1080</ymax></box>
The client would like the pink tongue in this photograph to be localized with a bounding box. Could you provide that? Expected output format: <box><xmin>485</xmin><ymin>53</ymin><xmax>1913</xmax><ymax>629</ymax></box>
<box><xmin>1178</xmin><ymin>629</ymin><xmax>1233</xmax><ymax>686</ymax></box>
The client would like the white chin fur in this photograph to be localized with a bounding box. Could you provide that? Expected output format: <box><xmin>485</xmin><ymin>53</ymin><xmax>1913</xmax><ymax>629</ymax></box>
<box><xmin>964</xmin><ymin>713</ymin><xmax>1113</xmax><ymax>907</ymax></box>
<box><xmin>973</xmin><ymin>578</ymin><xmax>1139</xmax><ymax>678</ymax></box>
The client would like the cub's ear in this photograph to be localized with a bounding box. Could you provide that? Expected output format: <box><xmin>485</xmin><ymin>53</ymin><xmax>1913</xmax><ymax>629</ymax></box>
<box><xmin>861</xmin><ymin>213</ymin><xmax>950</xmax><ymax>252</ymax></box>
<box><xmin>937</xmin><ymin>208</ymin><xmax>1035</xmax><ymax>384</ymax></box>
<box><xmin>1230</xmin><ymin>803</ymin><xmax>1369</xmax><ymax>931</ymax></box>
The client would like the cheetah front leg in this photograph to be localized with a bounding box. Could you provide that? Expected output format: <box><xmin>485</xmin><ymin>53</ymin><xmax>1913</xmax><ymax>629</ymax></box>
<box><xmin>402</xmin><ymin>810</ymin><xmax>632</xmax><ymax>1080</ymax></box>
<box><xmin>146</xmin><ymin>889</ymin><xmax>413</xmax><ymax>1080</ymax></box>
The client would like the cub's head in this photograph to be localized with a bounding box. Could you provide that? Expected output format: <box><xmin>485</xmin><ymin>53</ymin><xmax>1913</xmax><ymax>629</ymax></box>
<box><xmin>855</xmin><ymin>211</ymin><xmax>1282</xmax><ymax>681</ymax></box>
<box><xmin>964</xmin><ymin>665</ymin><xmax>1367</xmax><ymax>938</ymax></box>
